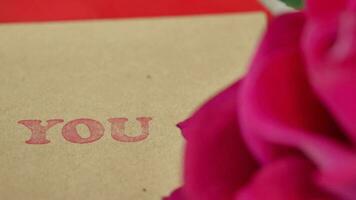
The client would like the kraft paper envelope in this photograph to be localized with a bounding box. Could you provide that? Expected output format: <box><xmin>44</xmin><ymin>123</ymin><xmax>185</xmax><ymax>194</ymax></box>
<box><xmin>0</xmin><ymin>13</ymin><xmax>265</xmax><ymax>200</ymax></box>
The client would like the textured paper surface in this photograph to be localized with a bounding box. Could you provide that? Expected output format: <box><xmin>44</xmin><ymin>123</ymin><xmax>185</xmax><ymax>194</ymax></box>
<box><xmin>0</xmin><ymin>13</ymin><xmax>265</xmax><ymax>200</ymax></box>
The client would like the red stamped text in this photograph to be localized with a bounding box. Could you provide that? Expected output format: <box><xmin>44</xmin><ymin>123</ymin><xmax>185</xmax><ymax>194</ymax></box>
<box><xmin>17</xmin><ymin>117</ymin><xmax>152</xmax><ymax>144</ymax></box>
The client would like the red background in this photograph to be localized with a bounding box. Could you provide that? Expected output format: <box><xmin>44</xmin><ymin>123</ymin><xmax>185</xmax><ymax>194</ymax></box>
<box><xmin>0</xmin><ymin>0</ymin><xmax>266</xmax><ymax>23</ymax></box>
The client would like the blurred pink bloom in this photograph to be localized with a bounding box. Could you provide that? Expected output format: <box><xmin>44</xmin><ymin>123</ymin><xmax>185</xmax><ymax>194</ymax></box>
<box><xmin>165</xmin><ymin>0</ymin><xmax>356</xmax><ymax>199</ymax></box>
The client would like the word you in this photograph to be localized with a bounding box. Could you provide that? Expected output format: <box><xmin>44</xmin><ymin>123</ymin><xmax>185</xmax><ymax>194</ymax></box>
<box><xmin>18</xmin><ymin>117</ymin><xmax>152</xmax><ymax>144</ymax></box>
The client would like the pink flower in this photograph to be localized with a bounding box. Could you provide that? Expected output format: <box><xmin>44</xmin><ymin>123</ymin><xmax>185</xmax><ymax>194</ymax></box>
<box><xmin>165</xmin><ymin>0</ymin><xmax>356</xmax><ymax>199</ymax></box>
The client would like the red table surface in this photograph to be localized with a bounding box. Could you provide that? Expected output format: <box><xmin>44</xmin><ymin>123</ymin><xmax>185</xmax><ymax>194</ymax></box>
<box><xmin>0</xmin><ymin>0</ymin><xmax>267</xmax><ymax>23</ymax></box>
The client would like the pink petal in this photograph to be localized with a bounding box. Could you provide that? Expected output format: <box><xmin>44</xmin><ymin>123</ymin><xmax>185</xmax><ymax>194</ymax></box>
<box><xmin>235</xmin><ymin>157</ymin><xmax>332</xmax><ymax>200</ymax></box>
<box><xmin>240</xmin><ymin>12</ymin><xmax>356</xmax><ymax>199</ymax></box>
<box><xmin>317</xmin><ymin>159</ymin><xmax>356</xmax><ymax>200</ymax></box>
<box><xmin>239</xmin><ymin>12</ymin><xmax>325</xmax><ymax>163</ymax></box>
<box><xmin>180</xmin><ymin>81</ymin><xmax>259</xmax><ymax>200</ymax></box>
<box><xmin>164</xmin><ymin>188</ymin><xmax>186</xmax><ymax>200</ymax></box>
<box><xmin>303</xmin><ymin>5</ymin><xmax>356</xmax><ymax>145</ymax></box>
<box><xmin>305</xmin><ymin>0</ymin><xmax>347</xmax><ymax>18</ymax></box>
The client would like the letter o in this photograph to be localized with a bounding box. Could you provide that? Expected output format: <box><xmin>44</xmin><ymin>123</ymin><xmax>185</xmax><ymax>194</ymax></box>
<box><xmin>62</xmin><ymin>118</ymin><xmax>104</xmax><ymax>144</ymax></box>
